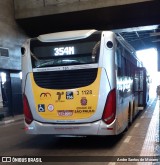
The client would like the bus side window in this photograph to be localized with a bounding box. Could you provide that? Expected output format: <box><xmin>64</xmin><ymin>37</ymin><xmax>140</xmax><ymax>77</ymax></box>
<box><xmin>116</xmin><ymin>46</ymin><xmax>126</xmax><ymax>77</ymax></box>
<box><xmin>92</xmin><ymin>41</ymin><xmax>100</xmax><ymax>62</ymax></box>
<box><xmin>116</xmin><ymin>47</ymin><xmax>122</xmax><ymax>77</ymax></box>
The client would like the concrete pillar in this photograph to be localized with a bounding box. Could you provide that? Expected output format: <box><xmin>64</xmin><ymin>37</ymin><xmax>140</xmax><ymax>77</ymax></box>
<box><xmin>5</xmin><ymin>72</ymin><xmax>13</xmax><ymax>116</ymax></box>
<box><xmin>10</xmin><ymin>73</ymin><xmax>23</xmax><ymax>115</ymax></box>
<box><xmin>0</xmin><ymin>0</ymin><xmax>26</xmax><ymax>70</ymax></box>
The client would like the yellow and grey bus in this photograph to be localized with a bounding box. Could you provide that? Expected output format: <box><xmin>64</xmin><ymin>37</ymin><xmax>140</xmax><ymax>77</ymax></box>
<box><xmin>21</xmin><ymin>30</ymin><xmax>149</xmax><ymax>135</ymax></box>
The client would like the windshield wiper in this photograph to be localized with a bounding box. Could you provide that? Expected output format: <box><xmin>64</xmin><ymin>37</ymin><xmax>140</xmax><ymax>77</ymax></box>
<box><xmin>36</xmin><ymin>60</ymin><xmax>55</xmax><ymax>68</ymax></box>
<box><xmin>36</xmin><ymin>59</ymin><xmax>81</xmax><ymax>68</ymax></box>
<box><xmin>31</xmin><ymin>51</ymin><xmax>39</xmax><ymax>61</ymax></box>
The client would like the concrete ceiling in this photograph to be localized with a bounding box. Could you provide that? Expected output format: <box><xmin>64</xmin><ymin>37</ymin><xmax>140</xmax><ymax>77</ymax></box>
<box><xmin>16</xmin><ymin>1</ymin><xmax>160</xmax><ymax>51</ymax></box>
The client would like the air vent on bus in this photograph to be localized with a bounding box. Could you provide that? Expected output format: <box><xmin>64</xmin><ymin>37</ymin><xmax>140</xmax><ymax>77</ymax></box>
<box><xmin>33</xmin><ymin>68</ymin><xmax>98</xmax><ymax>89</ymax></box>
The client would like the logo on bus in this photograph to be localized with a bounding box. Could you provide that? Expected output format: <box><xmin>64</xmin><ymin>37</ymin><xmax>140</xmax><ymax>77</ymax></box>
<box><xmin>38</xmin><ymin>104</ymin><xmax>45</xmax><ymax>112</ymax></box>
<box><xmin>66</xmin><ymin>91</ymin><xmax>74</xmax><ymax>100</ymax></box>
<box><xmin>81</xmin><ymin>97</ymin><xmax>87</xmax><ymax>106</ymax></box>
<box><xmin>56</xmin><ymin>92</ymin><xmax>64</xmax><ymax>101</ymax></box>
<box><xmin>48</xmin><ymin>104</ymin><xmax>54</xmax><ymax>112</ymax></box>
<box><xmin>40</xmin><ymin>92</ymin><xmax>51</xmax><ymax>100</ymax></box>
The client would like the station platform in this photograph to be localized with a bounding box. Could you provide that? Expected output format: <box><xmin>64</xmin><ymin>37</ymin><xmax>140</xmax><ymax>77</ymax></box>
<box><xmin>0</xmin><ymin>113</ymin><xmax>23</xmax><ymax>126</ymax></box>
<box><xmin>0</xmin><ymin>106</ymin><xmax>23</xmax><ymax>125</ymax></box>
<box><xmin>139</xmin><ymin>99</ymin><xmax>159</xmax><ymax>157</ymax></box>
<box><xmin>137</xmin><ymin>98</ymin><xmax>159</xmax><ymax>165</ymax></box>
<box><xmin>113</xmin><ymin>98</ymin><xmax>160</xmax><ymax>165</ymax></box>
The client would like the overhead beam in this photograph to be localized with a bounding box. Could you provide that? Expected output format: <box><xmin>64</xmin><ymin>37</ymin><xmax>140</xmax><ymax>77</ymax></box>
<box><xmin>14</xmin><ymin>0</ymin><xmax>152</xmax><ymax>19</ymax></box>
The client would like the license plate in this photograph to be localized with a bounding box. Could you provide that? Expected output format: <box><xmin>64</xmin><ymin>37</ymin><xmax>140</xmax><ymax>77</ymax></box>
<box><xmin>58</xmin><ymin>110</ymin><xmax>73</xmax><ymax>116</ymax></box>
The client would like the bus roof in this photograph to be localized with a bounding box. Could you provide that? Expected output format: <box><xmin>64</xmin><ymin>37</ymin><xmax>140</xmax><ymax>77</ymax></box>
<box><xmin>37</xmin><ymin>29</ymin><xmax>97</xmax><ymax>42</ymax></box>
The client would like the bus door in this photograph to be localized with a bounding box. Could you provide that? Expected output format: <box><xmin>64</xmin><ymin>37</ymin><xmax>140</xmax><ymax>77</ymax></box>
<box><xmin>134</xmin><ymin>67</ymin><xmax>148</xmax><ymax>109</ymax></box>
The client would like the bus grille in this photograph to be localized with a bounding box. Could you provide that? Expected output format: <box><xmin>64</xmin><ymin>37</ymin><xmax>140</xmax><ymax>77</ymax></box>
<box><xmin>33</xmin><ymin>68</ymin><xmax>98</xmax><ymax>89</ymax></box>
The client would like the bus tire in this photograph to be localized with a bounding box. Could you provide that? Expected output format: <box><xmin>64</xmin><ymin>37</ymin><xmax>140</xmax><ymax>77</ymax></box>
<box><xmin>132</xmin><ymin>102</ymin><xmax>135</xmax><ymax>121</ymax></box>
<box><xmin>128</xmin><ymin>103</ymin><xmax>132</xmax><ymax>126</ymax></box>
<box><xmin>124</xmin><ymin>105</ymin><xmax>130</xmax><ymax>132</ymax></box>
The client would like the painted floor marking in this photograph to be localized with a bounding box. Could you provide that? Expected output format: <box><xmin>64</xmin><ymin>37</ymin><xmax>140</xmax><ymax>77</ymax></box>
<box><xmin>108</xmin><ymin>163</ymin><xmax>116</xmax><ymax>165</ymax></box>
<box><xmin>123</xmin><ymin>136</ymin><xmax>132</xmax><ymax>143</ymax></box>
<box><xmin>134</xmin><ymin>123</ymin><xmax>140</xmax><ymax>128</ymax></box>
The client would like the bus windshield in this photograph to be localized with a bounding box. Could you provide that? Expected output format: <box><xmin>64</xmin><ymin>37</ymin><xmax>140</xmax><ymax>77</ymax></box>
<box><xmin>30</xmin><ymin>33</ymin><xmax>101</xmax><ymax>68</ymax></box>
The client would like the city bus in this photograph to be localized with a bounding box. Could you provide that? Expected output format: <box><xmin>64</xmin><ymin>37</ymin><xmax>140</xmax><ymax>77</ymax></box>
<box><xmin>21</xmin><ymin>30</ymin><xmax>149</xmax><ymax>135</ymax></box>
